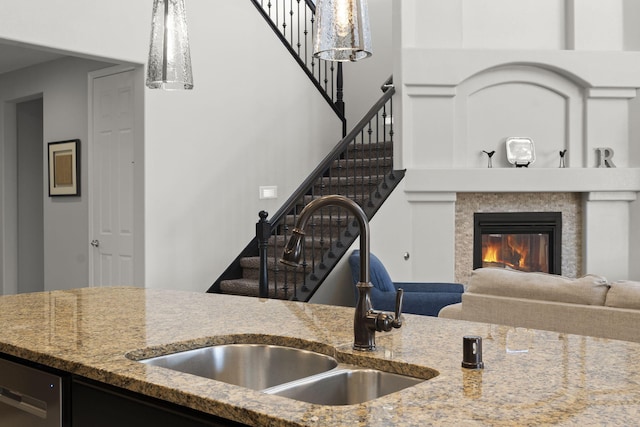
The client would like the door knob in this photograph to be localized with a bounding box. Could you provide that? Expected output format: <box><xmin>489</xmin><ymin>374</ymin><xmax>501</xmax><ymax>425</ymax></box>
<box><xmin>90</xmin><ymin>239</ymin><xmax>100</xmax><ymax>247</ymax></box>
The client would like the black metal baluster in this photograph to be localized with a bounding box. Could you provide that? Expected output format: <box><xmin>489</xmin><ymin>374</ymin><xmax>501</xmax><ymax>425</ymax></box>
<box><xmin>342</xmin><ymin>139</ymin><xmax>354</xmax><ymax>238</ymax></box>
<box><xmin>300</xmin><ymin>202</ymin><xmax>309</xmax><ymax>293</ymax></box>
<box><xmin>317</xmin><ymin>59</ymin><xmax>323</xmax><ymax>92</ymax></box>
<box><xmin>323</xmin><ymin>61</ymin><xmax>329</xmax><ymax>93</ymax></box>
<box><xmin>296</xmin><ymin>203</ymin><xmax>304</xmax><ymax>298</ymax></box>
<box><xmin>305</xmin><ymin>209</ymin><xmax>316</xmax><ymax>290</ymax></box>
<box><xmin>374</xmin><ymin>110</ymin><xmax>383</xmax><ymax>195</ymax></box>
<box><xmin>280</xmin><ymin>208</ymin><xmax>293</xmax><ymax>299</ymax></box>
<box><xmin>361</xmin><ymin>129</ymin><xmax>366</xmax><ymax>207</ymax></box>
<box><xmin>388</xmin><ymin>98</ymin><xmax>395</xmax><ymax>180</ymax></box>
<box><xmin>309</xmin><ymin>8</ymin><xmax>315</xmax><ymax>68</ymax></box>
<box><xmin>303</xmin><ymin>2</ymin><xmax>309</xmax><ymax>63</ymax></box>
<box><xmin>257</xmin><ymin>211</ymin><xmax>271</xmax><ymax>298</ymax></box>
<box><xmin>367</xmin><ymin>121</ymin><xmax>375</xmax><ymax>207</ymax></box>
<box><xmin>377</xmin><ymin>113</ymin><xmax>382</xmax><ymax>178</ymax></box>
<box><xmin>381</xmin><ymin>103</ymin><xmax>390</xmax><ymax>188</ymax></box>
<box><xmin>281</xmin><ymin>0</ymin><xmax>286</xmax><ymax>34</ymax></box>
<box><xmin>329</xmin><ymin>62</ymin><xmax>335</xmax><ymax>101</ymax></box>
<box><xmin>333</xmin><ymin>148</ymin><xmax>344</xmax><ymax>254</ymax></box>
<box><xmin>336</xmin><ymin>64</ymin><xmax>345</xmax><ymax>133</ymax></box>
<box><xmin>295</xmin><ymin>0</ymin><xmax>301</xmax><ymax>56</ymax></box>
<box><xmin>269</xmin><ymin>221</ymin><xmax>276</xmax><ymax>298</ymax></box>
<box><xmin>289</xmin><ymin>0</ymin><xmax>294</xmax><ymax>49</ymax></box>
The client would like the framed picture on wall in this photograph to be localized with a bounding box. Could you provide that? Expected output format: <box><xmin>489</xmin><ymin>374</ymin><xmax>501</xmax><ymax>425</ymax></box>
<box><xmin>48</xmin><ymin>139</ymin><xmax>80</xmax><ymax>196</ymax></box>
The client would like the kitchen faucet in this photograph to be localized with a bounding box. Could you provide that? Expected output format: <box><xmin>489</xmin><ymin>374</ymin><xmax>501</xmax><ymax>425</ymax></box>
<box><xmin>280</xmin><ymin>195</ymin><xmax>403</xmax><ymax>351</ymax></box>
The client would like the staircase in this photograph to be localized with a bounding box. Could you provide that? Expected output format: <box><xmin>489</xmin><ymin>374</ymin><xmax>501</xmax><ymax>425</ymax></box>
<box><xmin>206</xmin><ymin>2</ymin><xmax>404</xmax><ymax>301</ymax></box>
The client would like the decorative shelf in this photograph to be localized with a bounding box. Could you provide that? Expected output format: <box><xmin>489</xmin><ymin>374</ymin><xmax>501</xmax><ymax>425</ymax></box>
<box><xmin>405</xmin><ymin>168</ymin><xmax>640</xmax><ymax>194</ymax></box>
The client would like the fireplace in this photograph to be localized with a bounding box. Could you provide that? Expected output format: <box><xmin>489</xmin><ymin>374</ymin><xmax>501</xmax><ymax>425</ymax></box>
<box><xmin>473</xmin><ymin>212</ymin><xmax>562</xmax><ymax>274</ymax></box>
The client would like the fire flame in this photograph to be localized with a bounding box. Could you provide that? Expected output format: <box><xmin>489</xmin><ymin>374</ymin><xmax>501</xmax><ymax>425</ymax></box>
<box><xmin>483</xmin><ymin>244</ymin><xmax>500</xmax><ymax>264</ymax></box>
<box><xmin>481</xmin><ymin>233</ymin><xmax>549</xmax><ymax>273</ymax></box>
<box><xmin>507</xmin><ymin>235</ymin><xmax>529</xmax><ymax>268</ymax></box>
<box><xmin>482</xmin><ymin>235</ymin><xmax>531</xmax><ymax>270</ymax></box>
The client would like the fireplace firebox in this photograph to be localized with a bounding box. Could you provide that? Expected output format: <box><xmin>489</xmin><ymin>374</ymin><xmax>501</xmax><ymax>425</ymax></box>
<box><xmin>473</xmin><ymin>212</ymin><xmax>562</xmax><ymax>274</ymax></box>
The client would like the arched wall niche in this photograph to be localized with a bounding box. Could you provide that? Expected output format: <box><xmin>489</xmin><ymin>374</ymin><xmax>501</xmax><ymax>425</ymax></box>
<box><xmin>454</xmin><ymin>64</ymin><xmax>584</xmax><ymax>168</ymax></box>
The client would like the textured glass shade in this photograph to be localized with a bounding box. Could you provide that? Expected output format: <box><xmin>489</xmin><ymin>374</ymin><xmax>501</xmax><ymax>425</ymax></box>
<box><xmin>146</xmin><ymin>0</ymin><xmax>193</xmax><ymax>90</ymax></box>
<box><xmin>313</xmin><ymin>0</ymin><xmax>372</xmax><ymax>62</ymax></box>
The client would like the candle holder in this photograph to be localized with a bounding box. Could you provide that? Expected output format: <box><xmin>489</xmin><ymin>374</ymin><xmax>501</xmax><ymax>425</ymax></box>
<box><xmin>482</xmin><ymin>150</ymin><xmax>495</xmax><ymax>168</ymax></box>
<box><xmin>559</xmin><ymin>149</ymin><xmax>567</xmax><ymax>168</ymax></box>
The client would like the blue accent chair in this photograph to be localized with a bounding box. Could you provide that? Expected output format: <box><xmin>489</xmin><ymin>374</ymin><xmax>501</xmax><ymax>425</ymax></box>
<box><xmin>348</xmin><ymin>250</ymin><xmax>464</xmax><ymax>317</ymax></box>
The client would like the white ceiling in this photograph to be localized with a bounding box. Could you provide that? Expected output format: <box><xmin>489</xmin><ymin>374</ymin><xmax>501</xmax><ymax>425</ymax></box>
<box><xmin>0</xmin><ymin>43</ymin><xmax>65</xmax><ymax>75</ymax></box>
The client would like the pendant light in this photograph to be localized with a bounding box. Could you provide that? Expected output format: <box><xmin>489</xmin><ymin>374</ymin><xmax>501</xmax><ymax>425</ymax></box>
<box><xmin>313</xmin><ymin>0</ymin><xmax>372</xmax><ymax>62</ymax></box>
<box><xmin>146</xmin><ymin>0</ymin><xmax>193</xmax><ymax>90</ymax></box>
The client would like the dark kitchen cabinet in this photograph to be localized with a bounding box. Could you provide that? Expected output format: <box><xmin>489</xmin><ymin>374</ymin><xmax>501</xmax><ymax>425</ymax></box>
<box><xmin>71</xmin><ymin>378</ymin><xmax>246</xmax><ymax>427</ymax></box>
<box><xmin>1</xmin><ymin>353</ymin><xmax>246</xmax><ymax>427</ymax></box>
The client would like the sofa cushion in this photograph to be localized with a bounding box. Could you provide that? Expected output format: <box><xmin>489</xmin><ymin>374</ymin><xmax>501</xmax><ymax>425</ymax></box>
<box><xmin>467</xmin><ymin>268</ymin><xmax>609</xmax><ymax>306</ymax></box>
<box><xmin>605</xmin><ymin>280</ymin><xmax>640</xmax><ymax>309</ymax></box>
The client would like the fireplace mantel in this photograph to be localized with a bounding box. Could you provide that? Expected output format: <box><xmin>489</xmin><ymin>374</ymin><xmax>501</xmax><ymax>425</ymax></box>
<box><xmin>405</xmin><ymin>168</ymin><xmax>640</xmax><ymax>195</ymax></box>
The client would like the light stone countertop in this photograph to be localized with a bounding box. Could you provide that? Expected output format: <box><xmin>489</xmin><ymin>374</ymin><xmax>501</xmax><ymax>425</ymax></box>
<box><xmin>1</xmin><ymin>286</ymin><xmax>640</xmax><ymax>426</ymax></box>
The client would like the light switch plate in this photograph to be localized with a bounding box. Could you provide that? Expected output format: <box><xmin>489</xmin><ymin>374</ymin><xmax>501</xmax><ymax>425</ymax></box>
<box><xmin>259</xmin><ymin>186</ymin><xmax>277</xmax><ymax>199</ymax></box>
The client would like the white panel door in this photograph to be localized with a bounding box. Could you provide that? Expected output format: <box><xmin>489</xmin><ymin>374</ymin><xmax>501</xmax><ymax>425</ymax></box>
<box><xmin>91</xmin><ymin>70</ymin><xmax>135</xmax><ymax>286</ymax></box>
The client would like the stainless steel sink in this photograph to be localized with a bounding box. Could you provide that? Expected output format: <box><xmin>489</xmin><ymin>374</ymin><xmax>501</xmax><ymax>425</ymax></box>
<box><xmin>136</xmin><ymin>343</ymin><xmax>435</xmax><ymax>405</ymax></box>
<box><xmin>139</xmin><ymin>344</ymin><xmax>338</xmax><ymax>390</ymax></box>
<box><xmin>264</xmin><ymin>367</ymin><xmax>426</xmax><ymax>405</ymax></box>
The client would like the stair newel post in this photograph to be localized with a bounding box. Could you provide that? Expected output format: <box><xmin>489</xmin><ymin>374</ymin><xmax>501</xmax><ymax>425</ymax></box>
<box><xmin>257</xmin><ymin>211</ymin><xmax>271</xmax><ymax>298</ymax></box>
<box><xmin>336</xmin><ymin>63</ymin><xmax>346</xmax><ymax>137</ymax></box>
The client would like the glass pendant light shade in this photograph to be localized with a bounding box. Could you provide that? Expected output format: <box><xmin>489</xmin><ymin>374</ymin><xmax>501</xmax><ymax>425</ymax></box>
<box><xmin>146</xmin><ymin>0</ymin><xmax>193</xmax><ymax>90</ymax></box>
<box><xmin>313</xmin><ymin>0</ymin><xmax>372</xmax><ymax>62</ymax></box>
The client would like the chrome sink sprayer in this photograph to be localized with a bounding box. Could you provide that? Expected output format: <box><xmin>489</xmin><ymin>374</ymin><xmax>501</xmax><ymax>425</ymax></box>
<box><xmin>280</xmin><ymin>195</ymin><xmax>403</xmax><ymax>351</ymax></box>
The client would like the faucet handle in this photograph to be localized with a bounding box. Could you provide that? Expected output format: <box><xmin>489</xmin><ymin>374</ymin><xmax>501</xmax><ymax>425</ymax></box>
<box><xmin>393</xmin><ymin>288</ymin><xmax>404</xmax><ymax>328</ymax></box>
<box><xmin>370</xmin><ymin>288</ymin><xmax>404</xmax><ymax>332</ymax></box>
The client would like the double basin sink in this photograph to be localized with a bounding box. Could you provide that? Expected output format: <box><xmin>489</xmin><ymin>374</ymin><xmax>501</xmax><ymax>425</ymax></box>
<box><xmin>132</xmin><ymin>343</ymin><xmax>437</xmax><ymax>406</ymax></box>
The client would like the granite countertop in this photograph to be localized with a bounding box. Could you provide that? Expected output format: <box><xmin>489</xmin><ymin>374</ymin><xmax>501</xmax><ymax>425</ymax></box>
<box><xmin>1</xmin><ymin>287</ymin><xmax>640</xmax><ymax>426</ymax></box>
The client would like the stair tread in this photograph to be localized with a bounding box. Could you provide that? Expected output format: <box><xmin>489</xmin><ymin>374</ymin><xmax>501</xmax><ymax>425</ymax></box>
<box><xmin>281</xmin><ymin>215</ymin><xmax>355</xmax><ymax>227</ymax></box>
<box><xmin>314</xmin><ymin>175</ymin><xmax>383</xmax><ymax>183</ymax></box>
<box><xmin>220</xmin><ymin>278</ymin><xmax>294</xmax><ymax>299</ymax></box>
<box><xmin>331</xmin><ymin>157</ymin><xmax>392</xmax><ymax>165</ymax></box>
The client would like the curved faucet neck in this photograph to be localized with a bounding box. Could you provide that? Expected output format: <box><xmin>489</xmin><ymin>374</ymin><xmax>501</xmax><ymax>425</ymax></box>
<box><xmin>294</xmin><ymin>195</ymin><xmax>370</xmax><ymax>284</ymax></box>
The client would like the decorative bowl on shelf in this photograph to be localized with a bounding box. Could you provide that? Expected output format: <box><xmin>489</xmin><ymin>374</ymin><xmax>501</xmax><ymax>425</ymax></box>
<box><xmin>506</xmin><ymin>137</ymin><xmax>535</xmax><ymax>167</ymax></box>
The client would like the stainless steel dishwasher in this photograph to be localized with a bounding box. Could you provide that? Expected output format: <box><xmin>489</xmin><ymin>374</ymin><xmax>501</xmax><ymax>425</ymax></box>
<box><xmin>0</xmin><ymin>357</ymin><xmax>63</xmax><ymax>427</ymax></box>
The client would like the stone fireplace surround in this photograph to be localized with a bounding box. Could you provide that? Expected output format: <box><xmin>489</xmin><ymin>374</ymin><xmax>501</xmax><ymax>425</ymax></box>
<box><xmin>455</xmin><ymin>192</ymin><xmax>581</xmax><ymax>285</ymax></box>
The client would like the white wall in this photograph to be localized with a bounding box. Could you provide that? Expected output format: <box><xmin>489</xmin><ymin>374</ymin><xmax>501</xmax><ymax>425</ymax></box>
<box><xmin>383</xmin><ymin>0</ymin><xmax>640</xmax><ymax>283</ymax></box>
<box><xmin>143</xmin><ymin>2</ymin><xmax>342</xmax><ymax>291</ymax></box>
<box><xmin>17</xmin><ymin>98</ymin><xmax>44</xmax><ymax>293</ymax></box>
<box><xmin>342</xmin><ymin>0</ymin><xmax>394</xmax><ymax>129</ymax></box>
<box><xmin>0</xmin><ymin>1</ymin><xmax>149</xmax><ymax>64</ymax></box>
<box><xmin>0</xmin><ymin>1</ymin><xmax>342</xmax><ymax>293</ymax></box>
<box><xmin>630</xmin><ymin>77</ymin><xmax>640</xmax><ymax>281</ymax></box>
<box><xmin>631</xmin><ymin>198</ymin><xmax>640</xmax><ymax>280</ymax></box>
<box><xmin>1</xmin><ymin>57</ymin><xmax>114</xmax><ymax>294</ymax></box>
<box><xmin>624</xmin><ymin>0</ymin><xmax>640</xmax><ymax>280</ymax></box>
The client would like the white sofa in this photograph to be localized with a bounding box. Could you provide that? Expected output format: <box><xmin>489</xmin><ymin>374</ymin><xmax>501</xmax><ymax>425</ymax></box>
<box><xmin>439</xmin><ymin>267</ymin><xmax>640</xmax><ymax>343</ymax></box>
